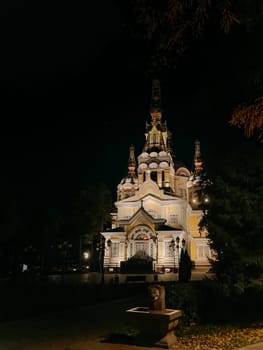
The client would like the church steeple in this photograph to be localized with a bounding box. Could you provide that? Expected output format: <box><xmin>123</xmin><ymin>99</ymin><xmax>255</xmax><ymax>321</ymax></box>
<box><xmin>117</xmin><ymin>145</ymin><xmax>139</xmax><ymax>201</ymax></box>
<box><xmin>189</xmin><ymin>139</ymin><xmax>208</xmax><ymax>184</ymax></box>
<box><xmin>128</xmin><ymin>144</ymin><xmax>136</xmax><ymax>176</ymax></box>
<box><xmin>150</xmin><ymin>79</ymin><xmax>162</xmax><ymax>125</ymax></box>
<box><xmin>137</xmin><ymin>79</ymin><xmax>176</xmax><ymax>192</ymax></box>
<box><xmin>193</xmin><ymin>139</ymin><xmax>203</xmax><ymax>173</ymax></box>
<box><xmin>143</xmin><ymin>79</ymin><xmax>169</xmax><ymax>153</ymax></box>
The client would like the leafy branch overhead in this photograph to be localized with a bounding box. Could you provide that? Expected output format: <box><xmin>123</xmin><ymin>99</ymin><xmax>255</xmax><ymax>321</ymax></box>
<box><xmin>119</xmin><ymin>0</ymin><xmax>263</xmax><ymax>139</ymax></box>
<box><xmin>230</xmin><ymin>97</ymin><xmax>263</xmax><ymax>142</ymax></box>
<box><xmin>134</xmin><ymin>0</ymin><xmax>240</xmax><ymax>41</ymax></box>
<box><xmin>122</xmin><ymin>0</ymin><xmax>245</xmax><ymax>69</ymax></box>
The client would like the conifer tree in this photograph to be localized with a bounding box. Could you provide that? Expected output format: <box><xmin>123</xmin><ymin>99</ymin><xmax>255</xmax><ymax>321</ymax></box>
<box><xmin>199</xmin><ymin>143</ymin><xmax>263</xmax><ymax>294</ymax></box>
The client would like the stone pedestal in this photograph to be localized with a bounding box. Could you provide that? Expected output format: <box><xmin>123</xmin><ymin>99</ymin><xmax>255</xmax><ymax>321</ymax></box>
<box><xmin>126</xmin><ymin>307</ymin><xmax>182</xmax><ymax>349</ymax></box>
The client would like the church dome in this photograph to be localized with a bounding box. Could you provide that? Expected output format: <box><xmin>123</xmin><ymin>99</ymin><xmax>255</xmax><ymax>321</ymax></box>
<box><xmin>120</xmin><ymin>174</ymin><xmax>138</xmax><ymax>185</ymax></box>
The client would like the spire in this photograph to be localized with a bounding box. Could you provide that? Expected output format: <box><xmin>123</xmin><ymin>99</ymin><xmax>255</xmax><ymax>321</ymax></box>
<box><xmin>150</xmin><ymin>79</ymin><xmax>162</xmax><ymax>125</ymax></box>
<box><xmin>117</xmin><ymin>145</ymin><xmax>138</xmax><ymax>200</ymax></box>
<box><xmin>143</xmin><ymin>79</ymin><xmax>171</xmax><ymax>154</ymax></box>
<box><xmin>194</xmin><ymin>139</ymin><xmax>203</xmax><ymax>173</ymax></box>
<box><xmin>189</xmin><ymin>139</ymin><xmax>208</xmax><ymax>184</ymax></box>
<box><xmin>128</xmin><ymin>144</ymin><xmax>136</xmax><ymax>176</ymax></box>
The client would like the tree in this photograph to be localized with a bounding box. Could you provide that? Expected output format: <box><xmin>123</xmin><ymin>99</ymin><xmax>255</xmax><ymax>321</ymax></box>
<box><xmin>71</xmin><ymin>182</ymin><xmax>113</xmax><ymax>235</ymax></box>
<box><xmin>229</xmin><ymin>96</ymin><xmax>263</xmax><ymax>142</ymax></box>
<box><xmin>118</xmin><ymin>0</ymin><xmax>263</xmax><ymax>73</ymax></box>
<box><xmin>179</xmin><ymin>248</ymin><xmax>192</xmax><ymax>282</ymax></box>
<box><xmin>118</xmin><ymin>0</ymin><xmax>263</xmax><ymax>139</ymax></box>
<box><xmin>199</xmin><ymin>143</ymin><xmax>263</xmax><ymax>295</ymax></box>
<box><xmin>69</xmin><ymin>182</ymin><xmax>113</xmax><ymax>263</ymax></box>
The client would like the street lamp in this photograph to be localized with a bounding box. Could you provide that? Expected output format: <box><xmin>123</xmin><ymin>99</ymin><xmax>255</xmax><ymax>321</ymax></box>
<box><xmin>97</xmin><ymin>237</ymin><xmax>112</xmax><ymax>284</ymax></box>
<box><xmin>176</xmin><ymin>236</ymin><xmax>180</xmax><ymax>271</ymax></box>
<box><xmin>107</xmin><ymin>239</ymin><xmax>112</xmax><ymax>249</ymax></box>
<box><xmin>169</xmin><ymin>239</ymin><xmax>176</xmax><ymax>273</ymax></box>
<box><xmin>82</xmin><ymin>251</ymin><xmax>90</xmax><ymax>271</ymax></box>
<box><xmin>83</xmin><ymin>251</ymin><xmax>89</xmax><ymax>260</ymax></box>
<box><xmin>169</xmin><ymin>236</ymin><xmax>180</xmax><ymax>276</ymax></box>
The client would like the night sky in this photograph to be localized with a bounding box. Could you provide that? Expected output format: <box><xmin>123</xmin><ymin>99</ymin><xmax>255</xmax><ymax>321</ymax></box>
<box><xmin>0</xmin><ymin>1</ymin><xmax>261</xmax><ymax>214</ymax></box>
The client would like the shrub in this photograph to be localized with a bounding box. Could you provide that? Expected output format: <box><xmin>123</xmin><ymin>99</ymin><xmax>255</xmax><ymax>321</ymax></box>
<box><xmin>165</xmin><ymin>281</ymin><xmax>202</xmax><ymax>325</ymax></box>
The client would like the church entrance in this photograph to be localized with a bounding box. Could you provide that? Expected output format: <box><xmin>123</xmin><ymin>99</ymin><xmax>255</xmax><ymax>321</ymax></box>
<box><xmin>120</xmin><ymin>226</ymin><xmax>155</xmax><ymax>273</ymax></box>
<box><xmin>129</xmin><ymin>225</ymin><xmax>155</xmax><ymax>260</ymax></box>
<box><xmin>134</xmin><ymin>241</ymin><xmax>149</xmax><ymax>256</ymax></box>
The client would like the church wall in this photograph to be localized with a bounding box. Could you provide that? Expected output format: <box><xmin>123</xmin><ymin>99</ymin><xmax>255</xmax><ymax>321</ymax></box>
<box><xmin>118</xmin><ymin>207</ymin><xmax>137</xmax><ymax>221</ymax></box>
<box><xmin>143</xmin><ymin>201</ymin><xmax>160</xmax><ymax>219</ymax></box>
<box><xmin>165</xmin><ymin>205</ymin><xmax>180</xmax><ymax>227</ymax></box>
<box><xmin>189</xmin><ymin>213</ymin><xmax>202</xmax><ymax>235</ymax></box>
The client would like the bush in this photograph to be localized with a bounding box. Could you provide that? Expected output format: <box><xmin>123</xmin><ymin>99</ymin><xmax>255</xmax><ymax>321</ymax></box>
<box><xmin>165</xmin><ymin>279</ymin><xmax>263</xmax><ymax>325</ymax></box>
<box><xmin>165</xmin><ymin>281</ymin><xmax>202</xmax><ymax>325</ymax></box>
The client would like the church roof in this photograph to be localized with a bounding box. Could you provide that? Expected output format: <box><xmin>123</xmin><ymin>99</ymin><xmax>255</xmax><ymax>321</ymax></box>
<box><xmin>157</xmin><ymin>224</ymin><xmax>182</xmax><ymax>231</ymax></box>
<box><xmin>104</xmin><ymin>227</ymin><xmax>125</xmax><ymax>233</ymax></box>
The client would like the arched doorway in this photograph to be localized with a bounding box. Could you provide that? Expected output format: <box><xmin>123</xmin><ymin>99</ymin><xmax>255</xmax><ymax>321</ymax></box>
<box><xmin>128</xmin><ymin>225</ymin><xmax>156</xmax><ymax>259</ymax></box>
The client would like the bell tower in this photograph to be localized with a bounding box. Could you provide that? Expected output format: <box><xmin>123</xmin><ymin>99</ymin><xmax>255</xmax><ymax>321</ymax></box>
<box><xmin>117</xmin><ymin>145</ymin><xmax>139</xmax><ymax>200</ymax></box>
<box><xmin>137</xmin><ymin>79</ymin><xmax>176</xmax><ymax>192</ymax></box>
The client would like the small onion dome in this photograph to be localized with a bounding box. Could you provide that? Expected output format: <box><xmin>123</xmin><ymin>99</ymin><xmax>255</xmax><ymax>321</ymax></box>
<box><xmin>120</xmin><ymin>174</ymin><xmax>138</xmax><ymax>185</ymax></box>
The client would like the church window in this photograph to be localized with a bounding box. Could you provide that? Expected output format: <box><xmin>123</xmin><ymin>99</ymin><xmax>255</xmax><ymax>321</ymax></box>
<box><xmin>197</xmin><ymin>244</ymin><xmax>211</xmax><ymax>259</ymax></box>
<box><xmin>170</xmin><ymin>214</ymin><xmax>178</xmax><ymax>224</ymax></box>
<box><xmin>135</xmin><ymin>233</ymin><xmax>149</xmax><ymax>240</ymax></box>
<box><xmin>129</xmin><ymin>243</ymin><xmax>133</xmax><ymax>257</ymax></box>
<box><xmin>165</xmin><ymin>241</ymin><xmax>174</xmax><ymax>257</ymax></box>
<box><xmin>111</xmin><ymin>242</ymin><xmax>119</xmax><ymax>257</ymax></box>
<box><xmin>150</xmin><ymin>242</ymin><xmax>153</xmax><ymax>256</ymax></box>
<box><xmin>151</xmin><ymin>171</ymin><xmax>157</xmax><ymax>182</ymax></box>
<box><xmin>182</xmin><ymin>189</ymin><xmax>186</xmax><ymax>198</ymax></box>
<box><xmin>135</xmin><ymin>242</ymin><xmax>148</xmax><ymax>254</ymax></box>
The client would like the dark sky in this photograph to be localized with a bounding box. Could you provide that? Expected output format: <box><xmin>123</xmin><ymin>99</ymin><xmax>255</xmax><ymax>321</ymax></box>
<box><xmin>0</xmin><ymin>1</ymin><xmax>261</xmax><ymax>213</ymax></box>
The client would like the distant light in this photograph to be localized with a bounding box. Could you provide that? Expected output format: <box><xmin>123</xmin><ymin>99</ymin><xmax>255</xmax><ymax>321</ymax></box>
<box><xmin>22</xmin><ymin>264</ymin><xmax>28</xmax><ymax>272</ymax></box>
<box><xmin>83</xmin><ymin>251</ymin><xmax>89</xmax><ymax>259</ymax></box>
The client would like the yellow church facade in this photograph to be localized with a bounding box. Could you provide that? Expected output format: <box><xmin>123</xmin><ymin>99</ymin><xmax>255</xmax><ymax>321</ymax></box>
<box><xmin>101</xmin><ymin>80</ymin><xmax>211</xmax><ymax>273</ymax></box>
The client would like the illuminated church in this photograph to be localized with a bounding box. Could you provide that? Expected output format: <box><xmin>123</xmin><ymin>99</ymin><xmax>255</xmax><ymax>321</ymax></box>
<box><xmin>101</xmin><ymin>79</ymin><xmax>211</xmax><ymax>273</ymax></box>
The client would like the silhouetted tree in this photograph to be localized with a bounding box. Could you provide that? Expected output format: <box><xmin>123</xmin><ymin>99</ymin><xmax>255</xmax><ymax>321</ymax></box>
<box><xmin>179</xmin><ymin>248</ymin><xmax>192</xmax><ymax>282</ymax></box>
<box><xmin>71</xmin><ymin>182</ymin><xmax>112</xmax><ymax>233</ymax></box>
<box><xmin>69</xmin><ymin>182</ymin><xmax>113</xmax><ymax>263</ymax></box>
<box><xmin>199</xmin><ymin>142</ymin><xmax>263</xmax><ymax>295</ymax></box>
<box><xmin>118</xmin><ymin>0</ymin><xmax>263</xmax><ymax>139</ymax></box>
<box><xmin>118</xmin><ymin>0</ymin><xmax>263</xmax><ymax>72</ymax></box>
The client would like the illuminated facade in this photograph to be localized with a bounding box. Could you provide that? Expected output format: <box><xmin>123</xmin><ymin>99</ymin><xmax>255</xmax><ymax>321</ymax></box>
<box><xmin>101</xmin><ymin>79</ymin><xmax>211</xmax><ymax>272</ymax></box>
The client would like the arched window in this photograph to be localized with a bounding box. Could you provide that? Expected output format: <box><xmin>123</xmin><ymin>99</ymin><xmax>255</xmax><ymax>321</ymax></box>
<box><xmin>151</xmin><ymin>171</ymin><xmax>157</xmax><ymax>182</ymax></box>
